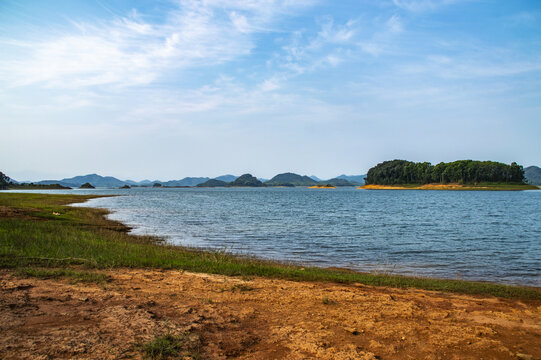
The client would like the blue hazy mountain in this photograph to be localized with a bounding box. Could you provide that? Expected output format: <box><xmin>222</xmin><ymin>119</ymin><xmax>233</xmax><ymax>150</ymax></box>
<box><xmin>335</xmin><ymin>174</ymin><xmax>366</xmax><ymax>185</ymax></box>
<box><xmin>161</xmin><ymin>177</ymin><xmax>209</xmax><ymax>187</ymax></box>
<box><xmin>525</xmin><ymin>166</ymin><xmax>541</xmax><ymax>185</ymax></box>
<box><xmin>136</xmin><ymin>180</ymin><xmax>161</xmax><ymax>186</ymax></box>
<box><xmin>37</xmin><ymin>174</ymin><xmax>218</xmax><ymax>187</ymax></box>
<box><xmin>125</xmin><ymin>179</ymin><xmax>145</xmax><ymax>186</ymax></box>
<box><xmin>214</xmin><ymin>175</ymin><xmax>238</xmax><ymax>182</ymax></box>
<box><xmin>37</xmin><ymin>174</ymin><xmax>126</xmax><ymax>188</ymax></box>
<box><xmin>29</xmin><ymin>172</ymin><xmax>369</xmax><ymax>188</ymax></box>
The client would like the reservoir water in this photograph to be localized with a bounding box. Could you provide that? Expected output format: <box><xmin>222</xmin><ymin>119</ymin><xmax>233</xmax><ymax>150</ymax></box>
<box><xmin>13</xmin><ymin>187</ymin><xmax>541</xmax><ymax>286</ymax></box>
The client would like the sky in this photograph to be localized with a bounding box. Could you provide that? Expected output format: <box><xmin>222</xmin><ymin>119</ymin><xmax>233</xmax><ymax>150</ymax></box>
<box><xmin>1</xmin><ymin>0</ymin><xmax>540</xmax><ymax>181</ymax></box>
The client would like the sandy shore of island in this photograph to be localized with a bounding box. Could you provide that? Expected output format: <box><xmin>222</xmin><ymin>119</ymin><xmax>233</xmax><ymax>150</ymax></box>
<box><xmin>360</xmin><ymin>184</ymin><xmax>481</xmax><ymax>190</ymax></box>
<box><xmin>1</xmin><ymin>268</ymin><xmax>540</xmax><ymax>360</ymax></box>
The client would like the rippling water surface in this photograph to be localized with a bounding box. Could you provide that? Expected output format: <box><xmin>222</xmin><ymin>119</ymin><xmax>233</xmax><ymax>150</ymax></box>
<box><xmin>17</xmin><ymin>187</ymin><xmax>541</xmax><ymax>285</ymax></box>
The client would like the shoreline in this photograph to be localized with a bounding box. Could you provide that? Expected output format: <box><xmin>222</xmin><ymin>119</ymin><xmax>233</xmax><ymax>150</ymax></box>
<box><xmin>74</xmin><ymin>194</ymin><xmax>539</xmax><ymax>289</ymax></box>
<box><xmin>360</xmin><ymin>183</ymin><xmax>539</xmax><ymax>190</ymax></box>
<box><xmin>1</xmin><ymin>192</ymin><xmax>541</xmax><ymax>358</ymax></box>
<box><xmin>1</xmin><ymin>192</ymin><xmax>539</xmax><ymax>297</ymax></box>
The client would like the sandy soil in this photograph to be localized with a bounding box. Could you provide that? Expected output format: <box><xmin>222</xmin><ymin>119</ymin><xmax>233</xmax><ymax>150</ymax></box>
<box><xmin>360</xmin><ymin>184</ymin><xmax>485</xmax><ymax>190</ymax></box>
<box><xmin>1</xmin><ymin>268</ymin><xmax>540</xmax><ymax>360</ymax></box>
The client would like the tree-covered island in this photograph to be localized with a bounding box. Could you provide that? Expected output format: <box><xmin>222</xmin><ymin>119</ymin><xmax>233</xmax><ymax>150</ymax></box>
<box><xmin>362</xmin><ymin>160</ymin><xmax>538</xmax><ymax>190</ymax></box>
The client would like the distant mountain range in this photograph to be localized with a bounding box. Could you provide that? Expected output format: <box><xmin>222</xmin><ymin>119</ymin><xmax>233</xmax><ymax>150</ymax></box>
<box><xmin>197</xmin><ymin>173</ymin><xmax>362</xmax><ymax>187</ymax></box>
<box><xmin>37</xmin><ymin>174</ymin><xmax>127</xmax><ymax>188</ymax></box>
<box><xmin>525</xmin><ymin>166</ymin><xmax>541</xmax><ymax>185</ymax></box>
<box><xmin>9</xmin><ymin>167</ymin><xmax>541</xmax><ymax>188</ymax></box>
<box><xmin>12</xmin><ymin>172</ymin><xmax>368</xmax><ymax>188</ymax></box>
<box><xmin>7</xmin><ymin>165</ymin><xmax>541</xmax><ymax>188</ymax></box>
<box><xmin>34</xmin><ymin>174</ymin><xmax>240</xmax><ymax>188</ymax></box>
<box><xmin>161</xmin><ymin>177</ymin><xmax>209</xmax><ymax>187</ymax></box>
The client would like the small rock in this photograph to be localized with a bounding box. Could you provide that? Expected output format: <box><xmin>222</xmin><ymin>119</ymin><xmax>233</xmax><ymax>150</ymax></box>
<box><xmin>516</xmin><ymin>353</ymin><xmax>533</xmax><ymax>360</ymax></box>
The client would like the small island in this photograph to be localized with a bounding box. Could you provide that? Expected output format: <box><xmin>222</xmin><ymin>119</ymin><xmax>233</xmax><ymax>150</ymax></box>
<box><xmin>228</xmin><ymin>174</ymin><xmax>265</xmax><ymax>187</ymax></box>
<box><xmin>265</xmin><ymin>173</ymin><xmax>318</xmax><ymax>187</ymax></box>
<box><xmin>360</xmin><ymin>160</ymin><xmax>538</xmax><ymax>190</ymax></box>
<box><xmin>79</xmin><ymin>182</ymin><xmax>95</xmax><ymax>189</ymax></box>
<box><xmin>308</xmin><ymin>184</ymin><xmax>337</xmax><ymax>189</ymax></box>
<box><xmin>196</xmin><ymin>179</ymin><xmax>228</xmax><ymax>187</ymax></box>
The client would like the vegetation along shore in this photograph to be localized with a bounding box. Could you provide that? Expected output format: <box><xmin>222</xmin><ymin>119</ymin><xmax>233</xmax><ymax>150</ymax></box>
<box><xmin>360</xmin><ymin>183</ymin><xmax>538</xmax><ymax>190</ymax></box>
<box><xmin>1</xmin><ymin>192</ymin><xmax>540</xmax><ymax>359</ymax></box>
<box><xmin>362</xmin><ymin>160</ymin><xmax>538</xmax><ymax>190</ymax></box>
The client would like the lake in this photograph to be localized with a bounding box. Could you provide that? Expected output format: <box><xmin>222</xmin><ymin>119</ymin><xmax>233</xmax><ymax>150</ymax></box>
<box><xmin>11</xmin><ymin>187</ymin><xmax>541</xmax><ymax>286</ymax></box>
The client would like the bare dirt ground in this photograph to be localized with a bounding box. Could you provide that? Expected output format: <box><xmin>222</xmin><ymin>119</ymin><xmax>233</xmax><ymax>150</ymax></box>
<box><xmin>1</xmin><ymin>268</ymin><xmax>540</xmax><ymax>360</ymax></box>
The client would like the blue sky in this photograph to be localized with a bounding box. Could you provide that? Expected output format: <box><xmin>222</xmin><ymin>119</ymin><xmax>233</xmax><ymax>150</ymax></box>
<box><xmin>1</xmin><ymin>0</ymin><xmax>540</xmax><ymax>181</ymax></box>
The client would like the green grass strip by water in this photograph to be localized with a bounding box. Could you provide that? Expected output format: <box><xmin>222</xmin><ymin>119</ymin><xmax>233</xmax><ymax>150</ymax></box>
<box><xmin>0</xmin><ymin>192</ymin><xmax>539</xmax><ymax>300</ymax></box>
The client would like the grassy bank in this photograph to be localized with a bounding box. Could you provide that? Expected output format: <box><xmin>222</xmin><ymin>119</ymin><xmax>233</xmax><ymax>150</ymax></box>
<box><xmin>7</xmin><ymin>184</ymin><xmax>71</xmax><ymax>190</ymax></box>
<box><xmin>360</xmin><ymin>183</ymin><xmax>539</xmax><ymax>190</ymax></box>
<box><xmin>1</xmin><ymin>193</ymin><xmax>539</xmax><ymax>300</ymax></box>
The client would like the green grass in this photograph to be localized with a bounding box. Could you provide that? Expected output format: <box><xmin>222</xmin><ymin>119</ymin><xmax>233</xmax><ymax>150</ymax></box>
<box><xmin>231</xmin><ymin>283</ymin><xmax>255</xmax><ymax>292</ymax></box>
<box><xmin>140</xmin><ymin>333</ymin><xmax>200</xmax><ymax>360</ymax></box>
<box><xmin>322</xmin><ymin>296</ymin><xmax>335</xmax><ymax>305</ymax></box>
<box><xmin>7</xmin><ymin>184</ymin><xmax>71</xmax><ymax>190</ymax></box>
<box><xmin>1</xmin><ymin>193</ymin><xmax>540</xmax><ymax>300</ymax></box>
<box><xmin>447</xmin><ymin>182</ymin><xmax>539</xmax><ymax>190</ymax></box>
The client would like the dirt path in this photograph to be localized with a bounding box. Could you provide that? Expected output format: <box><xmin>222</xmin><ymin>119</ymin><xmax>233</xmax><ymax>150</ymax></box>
<box><xmin>1</xmin><ymin>268</ymin><xmax>540</xmax><ymax>359</ymax></box>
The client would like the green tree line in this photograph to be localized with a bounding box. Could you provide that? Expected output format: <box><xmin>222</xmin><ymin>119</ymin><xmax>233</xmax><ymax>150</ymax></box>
<box><xmin>365</xmin><ymin>160</ymin><xmax>525</xmax><ymax>185</ymax></box>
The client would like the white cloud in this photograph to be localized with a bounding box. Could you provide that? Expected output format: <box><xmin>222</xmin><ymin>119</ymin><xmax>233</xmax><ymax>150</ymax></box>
<box><xmin>392</xmin><ymin>0</ymin><xmax>464</xmax><ymax>12</ymax></box>
<box><xmin>0</xmin><ymin>0</ymin><xmax>316</xmax><ymax>89</ymax></box>
<box><xmin>398</xmin><ymin>55</ymin><xmax>541</xmax><ymax>79</ymax></box>
<box><xmin>385</xmin><ymin>14</ymin><xmax>403</xmax><ymax>34</ymax></box>
<box><xmin>357</xmin><ymin>15</ymin><xmax>403</xmax><ymax>56</ymax></box>
<box><xmin>260</xmin><ymin>77</ymin><xmax>281</xmax><ymax>91</ymax></box>
<box><xmin>277</xmin><ymin>18</ymin><xmax>358</xmax><ymax>75</ymax></box>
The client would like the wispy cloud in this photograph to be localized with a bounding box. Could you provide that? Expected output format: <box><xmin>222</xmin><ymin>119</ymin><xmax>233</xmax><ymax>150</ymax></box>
<box><xmin>504</xmin><ymin>11</ymin><xmax>541</xmax><ymax>27</ymax></box>
<box><xmin>392</xmin><ymin>0</ymin><xmax>464</xmax><ymax>12</ymax></box>
<box><xmin>398</xmin><ymin>53</ymin><xmax>541</xmax><ymax>79</ymax></box>
<box><xmin>357</xmin><ymin>14</ymin><xmax>404</xmax><ymax>56</ymax></box>
<box><xmin>275</xmin><ymin>17</ymin><xmax>359</xmax><ymax>75</ymax></box>
<box><xmin>0</xmin><ymin>0</ymin><xmax>315</xmax><ymax>88</ymax></box>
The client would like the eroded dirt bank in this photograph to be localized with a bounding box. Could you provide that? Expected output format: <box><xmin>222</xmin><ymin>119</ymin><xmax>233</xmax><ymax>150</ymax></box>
<box><xmin>1</xmin><ymin>268</ymin><xmax>540</xmax><ymax>360</ymax></box>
